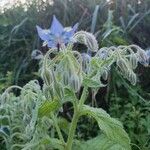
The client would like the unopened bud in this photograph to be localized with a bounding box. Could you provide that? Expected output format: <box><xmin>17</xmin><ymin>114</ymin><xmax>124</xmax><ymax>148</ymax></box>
<box><xmin>70</xmin><ymin>74</ymin><xmax>81</xmax><ymax>92</ymax></box>
<box><xmin>62</xmin><ymin>71</ymin><xmax>70</xmax><ymax>86</ymax></box>
<box><xmin>117</xmin><ymin>58</ymin><xmax>129</xmax><ymax>73</ymax></box>
<box><xmin>138</xmin><ymin>49</ymin><xmax>149</xmax><ymax>66</ymax></box>
<box><xmin>43</xmin><ymin>84</ymin><xmax>54</xmax><ymax>100</ymax></box>
<box><xmin>130</xmin><ymin>54</ymin><xmax>138</xmax><ymax>69</ymax></box>
<box><xmin>73</xmin><ymin>31</ymin><xmax>98</xmax><ymax>52</ymax></box>
<box><xmin>53</xmin><ymin>82</ymin><xmax>64</xmax><ymax>99</ymax></box>
<box><xmin>102</xmin><ymin>70</ymin><xmax>108</xmax><ymax>80</ymax></box>
<box><xmin>41</xmin><ymin>68</ymin><xmax>53</xmax><ymax>86</ymax></box>
<box><xmin>128</xmin><ymin>71</ymin><xmax>136</xmax><ymax>85</ymax></box>
<box><xmin>81</xmin><ymin>53</ymin><xmax>91</xmax><ymax>73</ymax></box>
<box><xmin>96</xmin><ymin>48</ymin><xmax>109</xmax><ymax>59</ymax></box>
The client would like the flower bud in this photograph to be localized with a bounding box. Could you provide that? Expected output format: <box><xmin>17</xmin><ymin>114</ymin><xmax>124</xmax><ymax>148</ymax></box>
<box><xmin>116</xmin><ymin>58</ymin><xmax>129</xmax><ymax>74</ymax></box>
<box><xmin>43</xmin><ymin>84</ymin><xmax>54</xmax><ymax>100</ymax></box>
<box><xmin>53</xmin><ymin>82</ymin><xmax>64</xmax><ymax>99</ymax></box>
<box><xmin>102</xmin><ymin>70</ymin><xmax>108</xmax><ymax>80</ymax></box>
<box><xmin>41</xmin><ymin>68</ymin><xmax>53</xmax><ymax>86</ymax></box>
<box><xmin>128</xmin><ymin>71</ymin><xmax>136</xmax><ymax>85</ymax></box>
<box><xmin>62</xmin><ymin>71</ymin><xmax>70</xmax><ymax>86</ymax></box>
<box><xmin>81</xmin><ymin>53</ymin><xmax>91</xmax><ymax>73</ymax></box>
<box><xmin>96</xmin><ymin>48</ymin><xmax>109</xmax><ymax>59</ymax></box>
<box><xmin>146</xmin><ymin>49</ymin><xmax>150</xmax><ymax>58</ymax></box>
<box><xmin>130</xmin><ymin>54</ymin><xmax>138</xmax><ymax>69</ymax></box>
<box><xmin>73</xmin><ymin>31</ymin><xmax>98</xmax><ymax>52</ymax></box>
<box><xmin>138</xmin><ymin>49</ymin><xmax>149</xmax><ymax>66</ymax></box>
<box><xmin>69</xmin><ymin>74</ymin><xmax>82</xmax><ymax>92</ymax></box>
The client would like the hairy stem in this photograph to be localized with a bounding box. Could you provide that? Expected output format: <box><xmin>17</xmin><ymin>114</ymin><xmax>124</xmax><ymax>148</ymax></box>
<box><xmin>65</xmin><ymin>110</ymin><xmax>79</xmax><ymax>150</ymax></box>
<box><xmin>51</xmin><ymin>114</ymin><xmax>65</xmax><ymax>143</ymax></box>
<box><xmin>79</xmin><ymin>87</ymin><xmax>88</xmax><ymax>107</ymax></box>
<box><xmin>65</xmin><ymin>87</ymin><xmax>88</xmax><ymax>150</ymax></box>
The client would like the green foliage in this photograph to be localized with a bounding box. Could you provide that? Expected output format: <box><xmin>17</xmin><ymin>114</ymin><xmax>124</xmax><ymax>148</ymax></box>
<box><xmin>0</xmin><ymin>71</ymin><xmax>13</xmax><ymax>92</ymax></box>
<box><xmin>73</xmin><ymin>134</ymin><xmax>129</xmax><ymax>150</ymax></box>
<box><xmin>83</xmin><ymin>77</ymin><xmax>103</xmax><ymax>88</ymax></box>
<box><xmin>1</xmin><ymin>41</ymin><xmax>145</xmax><ymax>149</ymax></box>
<box><xmin>38</xmin><ymin>100</ymin><xmax>60</xmax><ymax>118</ymax></box>
<box><xmin>108</xmin><ymin>68</ymin><xmax>150</xmax><ymax>149</ymax></box>
<box><xmin>0</xmin><ymin>0</ymin><xmax>150</xmax><ymax>150</ymax></box>
<box><xmin>81</xmin><ymin>105</ymin><xmax>131</xmax><ymax>149</ymax></box>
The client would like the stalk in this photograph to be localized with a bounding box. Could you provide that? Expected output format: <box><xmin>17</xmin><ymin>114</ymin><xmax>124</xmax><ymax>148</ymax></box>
<box><xmin>79</xmin><ymin>87</ymin><xmax>88</xmax><ymax>107</ymax></box>
<box><xmin>65</xmin><ymin>87</ymin><xmax>88</xmax><ymax>150</ymax></box>
<box><xmin>65</xmin><ymin>109</ymin><xmax>79</xmax><ymax>150</ymax></box>
<box><xmin>51</xmin><ymin>114</ymin><xmax>65</xmax><ymax>143</ymax></box>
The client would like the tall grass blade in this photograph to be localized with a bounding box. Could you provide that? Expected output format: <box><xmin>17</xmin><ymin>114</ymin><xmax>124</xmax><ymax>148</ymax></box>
<box><xmin>91</xmin><ymin>5</ymin><xmax>100</xmax><ymax>33</ymax></box>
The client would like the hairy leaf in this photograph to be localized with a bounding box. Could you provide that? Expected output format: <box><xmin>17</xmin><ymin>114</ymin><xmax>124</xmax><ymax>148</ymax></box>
<box><xmin>38</xmin><ymin>100</ymin><xmax>60</xmax><ymax>118</ymax></box>
<box><xmin>63</xmin><ymin>87</ymin><xmax>78</xmax><ymax>106</ymax></box>
<box><xmin>83</xmin><ymin>77</ymin><xmax>104</xmax><ymax>88</ymax></box>
<box><xmin>81</xmin><ymin>105</ymin><xmax>131</xmax><ymax>150</ymax></box>
<box><xmin>73</xmin><ymin>134</ymin><xmax>129</xmax><ymax>150</ymax></box>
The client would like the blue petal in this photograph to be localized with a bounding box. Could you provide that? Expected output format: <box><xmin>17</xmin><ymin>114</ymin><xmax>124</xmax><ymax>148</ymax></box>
<box><xmin>36</xmin><ymin>25</ymin><xmax>51</xmax><ymax>41</ymax></box>
<box><xmin>63</xmin><ymin>37</ymin><xmax>70</xmax><ymax>44</ymax></box>
<box><xmin>64</xmin><ymin>23</ymin><xmax>79</xmax><ymax>37</ymax></box>
<box><xmin>68</xmin><ymin>23</ymin><xmax>79</xmax><ymax>36</ymax></box>
<box><xmin>50</xmin><ymin>15</ymin><xmax>64</xmax><ymax>35</ymax></box>
<box><xmin>47</xmin><ymin>40</ymin><xmax>57</xmax><ymax>48</ymax></box>
<box><xmin>72</xmin><ymin>23</ymin><xmax>79</xmax><ymax>33</ymax></box>
<box><xmin>62</xmin><ymin>23</ymin><xmax>79</xmax><ymax>43</ymax></box>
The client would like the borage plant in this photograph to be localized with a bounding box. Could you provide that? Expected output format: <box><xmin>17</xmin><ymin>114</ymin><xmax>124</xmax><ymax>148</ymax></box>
<box><xmin>0</xmin><ymin>16</ymin><xmax>149</xmax><ymax>150</ymax></box>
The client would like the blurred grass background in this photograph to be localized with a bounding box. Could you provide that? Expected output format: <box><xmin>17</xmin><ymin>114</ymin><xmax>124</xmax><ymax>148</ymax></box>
<box><xmin>0</xmin><ymin>0</ymin><xmax>150</xmax><ymax>149</ymax></box>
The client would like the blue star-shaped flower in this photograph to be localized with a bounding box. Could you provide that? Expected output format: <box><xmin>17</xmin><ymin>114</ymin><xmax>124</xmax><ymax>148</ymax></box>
<box><xmin>36</xmin><ymin>15</ymin><xmax>78</xmax><ymax>48</ymax></box>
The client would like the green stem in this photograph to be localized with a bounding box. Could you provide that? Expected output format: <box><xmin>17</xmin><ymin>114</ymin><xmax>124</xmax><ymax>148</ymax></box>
<box><xmin>105</xmin><ymin>70</ymin><xmax>111</xmax><ymax>105</ymax></box>
<box><xmin>65</xmin><ymin>110</ymin><xmax>79</xmax><ymax>150</ymax></box>
<box><xmin>51</xmin><ymin>114</ymin><xmax>65</xmax><ymax>143</ymax></box>
<box><xmin>79</xmin><ymin>87</ymin><xmax>88</xmax><ymax>107</ymax></box>
<box><xmin>65</xmin><ymin>87</ymin><xmax>88</xmax><ymax>150</ymax></box>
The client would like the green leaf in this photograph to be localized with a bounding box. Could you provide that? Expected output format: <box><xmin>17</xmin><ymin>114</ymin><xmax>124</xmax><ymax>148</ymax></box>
<box><xmin>102</xmin><ymin>27</ymin><xmax>121</xmax><ymax>40</ymax></box>
<box><xmin>40</xmin><ymin>137</ymin><xmax>65</xmax><ymax>150</ymax></box>
<box><xmin>22</xmin><ymin>137</ymin><xmax>64</xmax><ymax>150</ymax></box>
<box><xmin>73</xmin><ymin>134</ymin><xmax>129</xmax><ymax>150</ymax></box>
<box><xmin>91</xmin><ymin>5</ymin><xmax>100</xmax><ymax>33</ymax></box>
<box><xmin>58</xmin><ymin>117</ymin><xmax>70</xmax><ymax>134</ymax></box>
<box><xmin>83</xmin><ymin>77</ymin><xmax>102</xmax><ymax>88</ymax></box>
<box><xmin>63</xmin><ymin>87</ymin><xmax>78</xmax><ymax>104</ymax></box>
<box><xmin>38</xmin><ymin>100</ymin><xmax>60</xmax><ymax>118</ymax></box>
<box><xmin>81</xmin><ymin>105</ymin><xmax>131</xmax><ymax>150</ymax></box>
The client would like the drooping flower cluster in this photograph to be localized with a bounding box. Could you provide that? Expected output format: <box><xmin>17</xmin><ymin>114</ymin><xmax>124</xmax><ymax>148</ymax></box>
<box><xmin>36</xmin><ymin>16</ymin><xmax>150</xmax><ymax>96</ymax></box>
<box><xmin>41</xmin><ymin>47</ymin><xmax>83</xmax><ymax>95</ymax></box>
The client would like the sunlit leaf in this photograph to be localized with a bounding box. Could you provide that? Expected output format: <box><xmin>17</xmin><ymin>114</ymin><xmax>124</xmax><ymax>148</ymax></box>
<box><xmin>83</xmin><ymin>77</ymin><xmax>105</xmax><ymax>88</ymax></box>
<box><xmin>80</xmin><ymin>105</ymin><xmax>131</xmax><ymax>150</ymax></box>
<box><xmin>73</xmin><ymin>134</ymin><xmax>129</xmax><ymax>150</ymax></box>
<box><xmin>38</xmin><ymin>100</ymin><xmax>60</xmax><ymax>118</ymax></box>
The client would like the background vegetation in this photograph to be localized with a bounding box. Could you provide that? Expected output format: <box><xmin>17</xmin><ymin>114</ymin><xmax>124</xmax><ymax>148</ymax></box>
<box><xmin>0</xmin><ymin>0</ymin><xmax>150</xmax><ymax>149</ymax></box>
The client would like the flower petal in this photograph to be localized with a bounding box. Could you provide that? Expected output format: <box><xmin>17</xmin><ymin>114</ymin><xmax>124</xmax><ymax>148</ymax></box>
<box><xmin>72</xmin><ymin>23</ymin><xmax>79</xmax><ymax>33</ymax></box>
<box><xmin>64</xmin><ymin>23</ymin><xmax>79</xmax><ymax>37</ymax></box>
<box><xmin>47</xmin><ymin>40</ymin><xmax>57</xmax><ymax>48</ymax></box>
<box><xmin>36</xmin><ymin>25</ymin><xmax>51</xmax><ymax>41</ymax></box>
<box><xmin>62</xmin><ymin>23</ymin><xmax>78</xmax><ymax>44</ymax></box>
<box><xmin>50</xmin><ymin>15</ymin><xmax>64</xmax><ymax>35</ymax></box>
